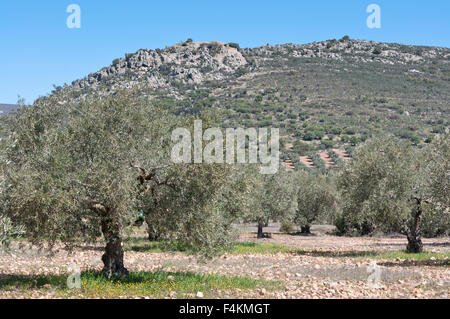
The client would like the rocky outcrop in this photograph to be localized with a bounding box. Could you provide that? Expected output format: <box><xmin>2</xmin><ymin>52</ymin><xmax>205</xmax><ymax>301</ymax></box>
<box><xmin>72</xmin><ymin>41</ymin><xmax>248</xmax><ymax>92</ymax></box>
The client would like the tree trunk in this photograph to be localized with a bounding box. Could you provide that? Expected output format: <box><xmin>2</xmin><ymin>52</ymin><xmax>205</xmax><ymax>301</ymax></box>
<box><xmin>257</xmin><ymin>221</ymin><xmax>264</xmax><ymax>239</ymax></box>
<box><xmin>300</xmin><ymin>224</ymin><xmax>311</xmax><ymax>234</ymax></box>
<box><xmin>148</xmin><ymin>226</ymin><xmax>160</xmax><ymax>242</ymax></box>
<box><xmin>101</xmin><ymin>215</ymin><xmax>129</xmax><ymax>278</ymax></box>
<box><xmin>407</xmin><ymin>199</ymin><xmax>424</xmax><ymax>253</ymax></box>
<box><xmin>144</xmin><ymin>211</ymin><xmax>161</xmax><ymax>242</ymax></box>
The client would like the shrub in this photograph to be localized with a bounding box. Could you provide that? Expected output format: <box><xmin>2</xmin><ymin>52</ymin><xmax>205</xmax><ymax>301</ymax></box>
<box><xmin>292</xmin><ymin>140</ymin><xmax>312</xmax><ymax>154</ymax></box>
<box><xmin>279</xmin><ymin>222</ymin><xmax>295</xmax><ymax>234</ymax></box>
<box><xmin>372</xmin><ymin>47</ymin><xmax>382</xmax><ymax>55</ymax></box>
<box><xmin>320</xmin><ymin>140</ymin><xmax>334</xmax><ymax>149</ymax></box>
<box><xmin>0</xmin><ymin>215</ymin><xmax>25</xmax><ymax>248</ymax></box>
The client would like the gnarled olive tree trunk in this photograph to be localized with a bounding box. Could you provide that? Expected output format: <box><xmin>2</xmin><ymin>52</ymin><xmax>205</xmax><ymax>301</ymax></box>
<box><xmin>406</xmin><ymin>199</ymin><xmax>424</xmax><ymax>253</ymax></box>
<box><xmin>300</xmin><ymin>224</ymin><xmax>311</xmax><ymax>234</ymax></box>
<box><xmin>100</xmin><ymin>212</ymin><xmax>129</xmax><ymax>278</ymax></box>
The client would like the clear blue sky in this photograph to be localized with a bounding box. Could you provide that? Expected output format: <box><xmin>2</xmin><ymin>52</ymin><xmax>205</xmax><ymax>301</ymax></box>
<box><xmin>1</xmin><ymin>0</ymin><xmax>449</xmax><ymax>104</ymax></box>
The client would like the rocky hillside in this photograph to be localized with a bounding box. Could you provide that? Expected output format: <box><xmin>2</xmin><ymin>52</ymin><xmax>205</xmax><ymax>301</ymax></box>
<box><xmin>72</xmin><ymin>41</ymin><xmax>247</xmax><ymax>94</ymax></box>
<box><xmin>68</xmin><ymin>38</ymin><xmax>449</xmax><ymax>94</ymax></box>
<box><xmin>46</xmin><ymin>37</ymin><xmax>450</xmax><ymax>171</ymax></box>
<box><xmin>0</xmin><ymin>104</ymin><xmax>19</xmax><ymax>117</ymax></box>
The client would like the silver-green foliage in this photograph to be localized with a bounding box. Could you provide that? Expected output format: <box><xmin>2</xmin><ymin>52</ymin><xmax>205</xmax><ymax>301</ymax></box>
<box><xmin>2</xmin><ymin>93</ymin><xmax>170</xmax><ymax>244</ymax></box>
<box><xmin>336</xmin><ymin>134</ymin><xmax>449</xmax><ymax>251</ymax></box>
<box><xmin>140</xmin><ymin>162</ymin><xmax>256</xmax><ymax>255</ymax></box>
<box><xmin>293</xmin><ymin>171</ymin><xmax>339</xmax><ymax>232</ymax></box>
<box><xmin>243</xmin><ymin>170</ymin><xmax>299</xmax><ymax>237</ymax></box>
<box><xmin>0</xmin><ymin>137</ymin><xmax>25</xmax><ymax>247</ymax></box>
<box><xmin>0</xmin><ymin>214</ymin><xmax>25</xmax><ymax>247</ymax></box>
<box><xmin>1</xmin><ymin>91</ymin><xmax>255</xmax><ymax>273</ymax></box>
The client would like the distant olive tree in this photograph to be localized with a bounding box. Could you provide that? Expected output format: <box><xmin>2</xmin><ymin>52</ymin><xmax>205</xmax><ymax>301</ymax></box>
<box><xmin>294</xmin><ymin>172</ymin><xmax>339</xmax><ymax>234</ymax></box>
<box><xmin>337</xmin><ymin>135</ymin><xmax>449</xmax><ymax>252</ymax></box>
<box><xmin>245</xmin><ymin>171</ymin><xmax>298</xmax><ymax>238</ymax></box>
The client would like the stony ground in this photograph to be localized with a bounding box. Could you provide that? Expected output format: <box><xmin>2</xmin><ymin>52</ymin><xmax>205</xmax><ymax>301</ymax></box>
<box><xmin>0</xmin><ymin>226</ymin><xmax>448</xmax><ymax>299</ymax></box>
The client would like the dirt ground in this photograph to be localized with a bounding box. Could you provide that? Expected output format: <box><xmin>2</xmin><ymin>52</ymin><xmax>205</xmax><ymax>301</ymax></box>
<box><xmin>0</xmin><ymin>226</ymin><xmax>449</xmax><ymax>299</ymax></box>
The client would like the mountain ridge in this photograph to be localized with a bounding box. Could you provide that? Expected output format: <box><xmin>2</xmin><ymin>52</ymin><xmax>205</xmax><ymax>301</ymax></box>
<box><xmin>64</xmin><ymin>37</ymin><xmax>449</xmax><ymax>96</ymax></box>
<box><xmin>35</xmin><ymin>37</ymin><xmax>450</xmax><ymax>171</ymax></box>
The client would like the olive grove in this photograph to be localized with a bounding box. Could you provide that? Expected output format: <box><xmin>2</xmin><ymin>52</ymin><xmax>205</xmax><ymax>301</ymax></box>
<box><xmin>0</xmin><ymin>92</ymin><xmax>257</xmax><ymax>276</ymax></box>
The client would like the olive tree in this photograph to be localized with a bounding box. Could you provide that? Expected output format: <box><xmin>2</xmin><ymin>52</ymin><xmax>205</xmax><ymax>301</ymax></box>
<box><xmin>337</xmin><ymin>135</ymin><xmax>449</xmax><ymax>252</ymax></box>
<box><xmin>245</xmin><ymin>171</ymin><xmax>298</xmax><ymax>238</ymax></box>
<box><xmin>2</xmin><ymin>91</ymin><xmax>263</xmax><ymax>274</ymax></box>
<box><xmin>1</xmin><ymin>92</ymin><xmax>185</xmax><ymax>276</ymax></box>
<box><xmin>294</xmin><ymin>172</ymin><xmax>338</xmax><ymax>234</ymax></box>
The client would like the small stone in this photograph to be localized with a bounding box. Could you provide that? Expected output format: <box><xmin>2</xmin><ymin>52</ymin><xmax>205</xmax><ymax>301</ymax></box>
<box><xmin>196</xmin><ymin>291</ymin><xmax>204</xmax><ymax>298</ymax></box>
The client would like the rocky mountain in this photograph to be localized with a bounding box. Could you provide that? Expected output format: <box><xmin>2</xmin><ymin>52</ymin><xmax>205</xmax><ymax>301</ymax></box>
<box><xmin>45</xmin><ymin>37</ymin><xmax>450</xmax><ymax>171</ymax></box>
<box><xmin>0</xmin><ymin>104</ymin><xmax>19</xmax><ymax>117</ymax></box>
<box><xmin>72</xmin><ymin>41</ymin><xmax>247</xmax><ymax>94</ymax></box>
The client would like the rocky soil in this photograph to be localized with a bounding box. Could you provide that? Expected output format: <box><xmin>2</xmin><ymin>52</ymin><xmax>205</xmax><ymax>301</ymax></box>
<box><xmin>1</xmin><ymin>232</ymin><xmax>448</xmax><ymax>299</ymax></box>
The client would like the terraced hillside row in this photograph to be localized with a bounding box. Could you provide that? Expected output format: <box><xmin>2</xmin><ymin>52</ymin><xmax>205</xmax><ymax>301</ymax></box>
<box><xmin>282</xmin><ymin>149</ymin><xmax>350</xmax><ymax>171</ymax></box>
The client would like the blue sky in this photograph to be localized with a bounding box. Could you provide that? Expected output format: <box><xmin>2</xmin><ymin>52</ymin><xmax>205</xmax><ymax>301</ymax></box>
<box><xmin>1</xmin><ymin>0</ymin><xmax>449</xmax><ymax>104</ymax></box>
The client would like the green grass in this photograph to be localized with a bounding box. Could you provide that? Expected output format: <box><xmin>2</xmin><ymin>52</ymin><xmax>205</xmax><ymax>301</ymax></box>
<box><xmin>296</xmin><ymin>249</ymin><xmax>449</xmax><ymax>264</ymax></box>
<box><xmin>123</xmin><ymin>237</ymin><xmax>190</xmax><ymax>253</ymax></box>
<box><xmin>0</xmin><ymin>271</ymin><xmax>282</xmax><ymax>298</ymax></box>
<box><xmin>228</xmin><ymin>242</ymin><xmax>299</xmax><ymax>254</ymax></box>
<box><xmin>124</xmin><ymin>237</ymin><xmax>449</xmax><ymax>263</ymax></box>
<box><xmin>124</xmin><ymin>238</ymin><xmax>300</xmax><ymax>255</ymax></box>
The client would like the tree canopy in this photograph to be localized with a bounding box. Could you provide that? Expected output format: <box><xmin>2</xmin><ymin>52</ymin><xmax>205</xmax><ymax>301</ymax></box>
<box><xmin>0</xmin><ymin>92</ymin><xmax>259</xmax><ymax>275</ymax></box>
<box><xmin>337</xmin><ymin>134</ymin><xmax>449</xmax><ymax>252</ymax></box>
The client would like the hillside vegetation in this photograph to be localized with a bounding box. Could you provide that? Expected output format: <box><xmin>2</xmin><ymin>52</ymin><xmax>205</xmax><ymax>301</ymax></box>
<box><xmin>44</xmin><ymin>36</ymin><xmax>450</xmax><ymax>171</ymax></box>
